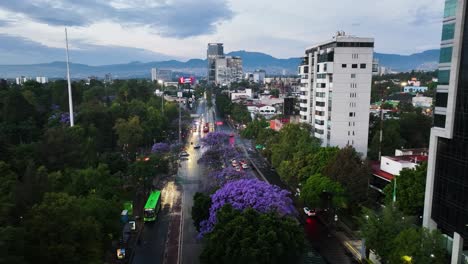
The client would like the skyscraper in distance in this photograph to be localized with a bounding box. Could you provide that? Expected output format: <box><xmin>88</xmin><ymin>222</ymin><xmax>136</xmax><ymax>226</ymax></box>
<box><xmin>207</xmin><ymin>43</ymin><xmax>224</xmax><ymax>83</ymax></box>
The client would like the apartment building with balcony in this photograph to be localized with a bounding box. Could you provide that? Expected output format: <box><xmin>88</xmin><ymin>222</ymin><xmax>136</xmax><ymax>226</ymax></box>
<box><xmin>298</xmin><ymin>32</ymin><xmax>374</xmax><ymax>156</ymax></box>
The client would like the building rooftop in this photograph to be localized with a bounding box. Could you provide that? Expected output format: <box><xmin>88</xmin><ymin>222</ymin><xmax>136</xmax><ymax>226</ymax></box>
<box><xmin>385</xmin><ymin>155</ymin><xmax>428</xmax><ymax>164</ymax></box>
<box><xmin>370</xmin><ymin>161</ymin><xmax>394</xmax><ymax>181</ymax></box>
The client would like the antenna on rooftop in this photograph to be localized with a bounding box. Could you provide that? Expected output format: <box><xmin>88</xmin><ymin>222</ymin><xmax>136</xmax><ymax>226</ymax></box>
<box><xmin>65</xmin><ymin>28</ymin><xmax>75</xmax><ymax>127</ymax></box>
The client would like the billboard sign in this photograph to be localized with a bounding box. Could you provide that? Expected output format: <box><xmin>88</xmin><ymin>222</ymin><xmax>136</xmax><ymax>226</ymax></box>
<box><xmin>178</xmin><ymin>76</ymin><xmax>195</xmax><ymax>84</ymax></box>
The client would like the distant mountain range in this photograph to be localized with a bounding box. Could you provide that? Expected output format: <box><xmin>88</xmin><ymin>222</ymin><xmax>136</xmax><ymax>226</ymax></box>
<box><xmin>0</xmin><ymin>49</ymin><xmax>439</xmax><ymax>79</ymax></box>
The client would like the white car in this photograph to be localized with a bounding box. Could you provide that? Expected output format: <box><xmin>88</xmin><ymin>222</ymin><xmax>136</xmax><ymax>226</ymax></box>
<box><xmin>235</xmin><ymin>166</ymin><xmax>241</xmax><ymax>172</ymax></box>
<box><xmin>241</xmin><ymin>163</ymin><xmax>249</xmax><ymax>169</ymax></box>
<box><xmin>231</xmin><ymin>161</ymin><xmax>238</xmax><ymax>167</ymax></box>
<box><xmin>303</xmin><ymin>207</ymin><xmax>316</xmax><ymax>217</ymax></box>
<box><xmin>179</xmin><ymin>151</ymin><xmax>189</xmax><ymax>157</ymax></box>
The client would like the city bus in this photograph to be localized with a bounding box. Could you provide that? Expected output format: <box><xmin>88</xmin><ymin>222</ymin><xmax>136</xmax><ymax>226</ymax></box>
<box><xmin>144</xmin><ymin>190</ymin><xmax>161</xmax><ymax>222</ymax></box>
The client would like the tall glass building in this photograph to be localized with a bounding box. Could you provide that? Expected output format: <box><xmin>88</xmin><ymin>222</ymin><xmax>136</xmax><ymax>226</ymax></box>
<box><xmin>423</xmin><ymin>0</ymin><xmax>468</xmax><ymax>262</ymax></box>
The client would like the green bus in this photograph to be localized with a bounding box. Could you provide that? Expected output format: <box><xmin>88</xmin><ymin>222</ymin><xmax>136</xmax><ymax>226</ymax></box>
<box><xmin>144</xmin><ymin>190</ymin><xmax>161</xmax><ymax>222</ymax></box>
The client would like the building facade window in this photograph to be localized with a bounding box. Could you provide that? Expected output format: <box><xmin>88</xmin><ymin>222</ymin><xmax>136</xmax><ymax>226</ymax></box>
<box><xmin>342</xmin><ymin>64</ymin><xmax>347</xmax><ymax>68</ymax></box>
<box><xmin>442</xmin><ymin>23</ymin><xmax>455</xmax><ymax>41</ymax></box>
<box><xmin>435</xmin><ymin>92</ymin><xmax>449</xmax><ymax>108</ymax></box>
<box><xmin>317</xmin><ymin>73</ymin><xmax>326</xmax><ymax>79</ymax></box>
<box><xmin>438</xmin><ymin>70</ymin><xmax>451</xmax><ymax>85</ymax></box>
<box><xmin>360</xmin><ymin>63</ymin><xmax>366</xmax><ymax>69</ymax></box>
<box><xmin>439</xmin><ymin>47</ymin><xmax>453</xmax><ymax>63</ymax></box>
<box><xmin>351</xmin><ymin>73</ymin><xmax>356</xmax><ymax>78</ymax></box>
<box><xmin>316</xmin><ymin>92</ymin><xmax>326</xmax><ymax>97</ymax></box>
<box><xmin>352</xmin><ymin>64</ymin><xmax>358</xmax><ymax>68</ymax></box>
<box><xmin>316</xmin><ymin>101</ymin><xmax>326</xmax><ymax>107</ymax></box>
<box><xmin>444</xmin><ymin>0</ymin><xmax>457</xmax><ymax>18</ymax></box>
<box><xmin>434</xmin><ymin>114</ymin><xmax>446</xmax><ymax>128</ymax></box>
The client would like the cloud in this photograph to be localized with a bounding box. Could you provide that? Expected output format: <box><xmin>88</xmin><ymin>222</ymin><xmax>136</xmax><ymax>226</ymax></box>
<box><xmin>0</xmin><ymin>34</ymin><xmax>177</xmax><ymax>65</ymax></box>
<box><xmin>0</xmin><ymin>0</ymin><xmax>234</xmax><ymax>38</ymax></box>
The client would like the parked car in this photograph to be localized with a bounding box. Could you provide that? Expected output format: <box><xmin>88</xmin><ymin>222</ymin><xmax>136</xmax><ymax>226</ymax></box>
<box><xmin>242</xmin><ymin>163</ymin><xmax>249</xmax><ymax>169</ymax></box>
<box><xmin>303</xmin><ymin>207</ymin><xmax>316</xmax><ymax>217</ymax></box>
<box><xmin>232</xmin><ymin>161</ymin><xmax>238</xmax><ymax>167</ymax></box>
<box><xmin>179</xmin><ymin>151</ymin><xmax>189</xmax><ymax>157</ymax></box>
<box><xmin>194</xmin><ymin>144</ymin><xmax>201</xmax><ymax>149</ymax></box>
<box><xmin>235</xmin><ymin>166</ymin><xmax>241</xmax><ymax>172</ymax></box>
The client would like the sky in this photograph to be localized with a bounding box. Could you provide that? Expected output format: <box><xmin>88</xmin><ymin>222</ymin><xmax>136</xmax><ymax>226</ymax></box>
<box><xmin>0</xmin><ymin>0</ymin><xmax>445</xmax><ymax>65</ymax></box>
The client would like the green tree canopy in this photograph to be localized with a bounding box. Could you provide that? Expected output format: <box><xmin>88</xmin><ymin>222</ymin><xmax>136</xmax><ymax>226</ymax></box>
<box><xmin>383</xmin><ymin>162</ymin><xmax>427</xmax><ymax>216</ymax></box>
<box><xmin>300</xmin><ymin>173</ymin><xmax>347</xmax><ymax>209</ymax></box>
<box><xmin>191</xmin><ymin>192</ymin><xmax>212</xmax><ymax>232</ymax></box>
<box><xmin>389</xmin><ymin>227</ymin><xmax>447</xmax><ymax>264</ymax></box>
<box><xmin>200</xmin><ymin>205</ymin><xmax>304</xmax><ymax>264</ymax></box>
<box><xmin>359</xmin><ymin>206</ymin><xmax>414</xmax><ymax>262</ymax></box>
<box><xmin>323</xmin><ymin>146</ymin><xmax>370</xmax><ymax>204</ymax></box>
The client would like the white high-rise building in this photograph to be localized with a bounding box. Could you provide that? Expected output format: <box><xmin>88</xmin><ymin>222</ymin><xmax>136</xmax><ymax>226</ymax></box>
<box><xmin>299</xmin><ymin>32</ymin><xmax>374</xmax><ymax>156</ymax></box>
<box><xmin>36</xmin><ymin>76</ymin><xmax>48</xmax><ymax>83</ymax></box>
<box><xmin>151</xmin><ymin>68</ymin><xmax>157</xmax><ymax>82</ymax></box>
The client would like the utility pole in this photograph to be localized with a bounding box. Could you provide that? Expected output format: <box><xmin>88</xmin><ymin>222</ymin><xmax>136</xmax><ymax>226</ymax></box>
<box><xmin>65</xmin><ymin>28</ymin><xmax>74</xmax><ymax>127</ymax></box>
<box><xmin>178</xmin><ymin>84</ymin><xmax>182</xmax><ymax>144</ymax></box>
<box><xmin>160</xmin><ymin>81</ymin><xmax>164</xmax><ymax>114</ymax></box>
<box><xmin>378</xmin><ymin>87</ymin><xmax>389</xmax><ymax>161</ymax></box>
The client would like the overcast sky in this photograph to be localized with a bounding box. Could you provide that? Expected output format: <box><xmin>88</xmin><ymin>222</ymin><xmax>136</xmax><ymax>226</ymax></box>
<box><xmin>0</xmin><ymin>0</ymin><xmax>445</xmax><ymax>65</ymax></box>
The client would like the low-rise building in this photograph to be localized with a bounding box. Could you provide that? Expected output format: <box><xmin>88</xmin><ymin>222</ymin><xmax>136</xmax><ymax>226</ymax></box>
<box><xmin>412</xmin><ymin>95</ymin><xmax>433</xmax><ymax>108</ymax></box>
<box><xmin>370</xmin><ymin>148</ymin><xmax>428</xmax><ymax>194</ymax></box>
<box><xmin>230</xmin><ymin>89</ymin><xmax>253</xmax><ymax>101</ymax></box>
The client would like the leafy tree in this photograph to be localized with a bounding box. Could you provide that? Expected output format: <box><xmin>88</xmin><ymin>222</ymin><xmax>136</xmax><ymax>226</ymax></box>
<box><xmin>39</xmin><ymin>126</ymin><xmax>94</xmax><ymax>170</ymax></box>
<box><xmin>359</xmin><ymin>206</ymin><xmax>414</xmax><ymax>262</ymax></box>
<box><xmin>323</xmin><ymin>146</ymin><xmax>370</xmax><ymax>205</ymax></box>
<box><xmin>113</xmin><ymin>116</ymin><xmax>144</xmax><ymax>159</ymax></box>
<box><xmin>230</xmin><ymin>103</ymin><xmax>251</xmax><ymax>124</ymax></box>
<box><xmin>25</xmin><ymin>192</ymin><xmax>103</xmax><ymax>264</ymax></box>
<box><xmin>389</xmin><ymin>227</ymin><xmax>447</xmax><ymax>264</ymax></box>
<box><xmin>300</xmin><ymin>173</ymin><xmax>346</xmax><ymax>209</ymax></box>
<box><xmin>400</xmin><ymin>111</ymin><xmax>432</xmax><ymax>148</ymax></box>
<box><xmin>383</xmin><ymin>162</ymin><xmax>427</xmax><ymax>216</ymax></box>
<box><xmin>270</xmin><ymin>124</ymin><xmax>320</xmax><ymax>169</ymax></box>
<box><xmin>270</xmin><ymin>88</ymin><xmax>280</xmax><ymax>97</ymax></box>
<box><xmin>240</xmin><ymin>118</ymin><xmax>269</xmax><ymax>139</ymax></box>
<box><xmin>200</xmin><ymin>205</ymin><xmax>304</xmax><ymax>264</ymax></box>
<box><xmin>0</xmin><ymin>161</ymin><xmax>17</xmax><ymax>225</ymax></box>
<box><xmin>368</xmin><ymin>119</ymin><xmax>404</xmax><ymax>160</ymax></box>
<box><xmin>192</xmin><ymin>192</ymin><xmax>212</xmax><ymax>232</ymax></box>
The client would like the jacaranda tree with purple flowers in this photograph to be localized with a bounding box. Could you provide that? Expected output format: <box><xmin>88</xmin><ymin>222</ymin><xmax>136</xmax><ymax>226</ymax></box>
<box><xmin>198</xmin><ymin>145</ymin><xmax>238</xmax><ymax>168</ymax></box>
<box><xmin>201</xmin><ymin>131</ymin><xmax>229</xmax><ymax>148</ymax></box>
<box><xmin>199</xmin><ymin>179</ymin><xmax>295</xmax><ymax>236</ymax></box>
<box><xmin>209</xmin><ymin>166</ymin><xmax>250</xmax><ymax>186</ymax></box>
<box><xmin>151</xmin><ymin>142</ymin><xmax>170</xmax><ymax>154</ymax></box>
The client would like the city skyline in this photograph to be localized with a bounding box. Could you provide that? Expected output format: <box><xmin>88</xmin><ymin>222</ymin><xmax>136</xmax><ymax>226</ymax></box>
<box><xmin>0</xmin><ymin>0</ymin><xmax>445</xmax><ymax>65</ymax></box>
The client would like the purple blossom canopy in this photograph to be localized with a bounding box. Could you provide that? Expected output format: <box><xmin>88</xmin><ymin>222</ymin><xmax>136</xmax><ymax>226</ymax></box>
<box><xmin>151</xmin><ymin>142</ymin><xmax>170</xmax><ymax>153</ymax></box>
<box><xmin>199</xmin><ymin>179</ymin><xmax>295</xmax><ymax>236</ymax></box>
<box><xmin>201</xmin><ymin>131</ymin><xmax>230</xmax><ymax>148</ymax></box>
<box><xmin>198</xmin><ymin>145</ymin><xmax>238</xmax><ymax>168</ymax></box>
<box><xmin>209</xmin><ymin>167</ymin><xmax>250</xmax><ymax>186</ymax></box>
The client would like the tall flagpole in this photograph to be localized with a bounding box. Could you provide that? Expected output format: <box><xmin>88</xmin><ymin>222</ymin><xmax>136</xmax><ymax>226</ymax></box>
<box><xmin>65</xmin><ymin>28</ymin><xmax>75</xmax><ymax>127</ymax></box>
